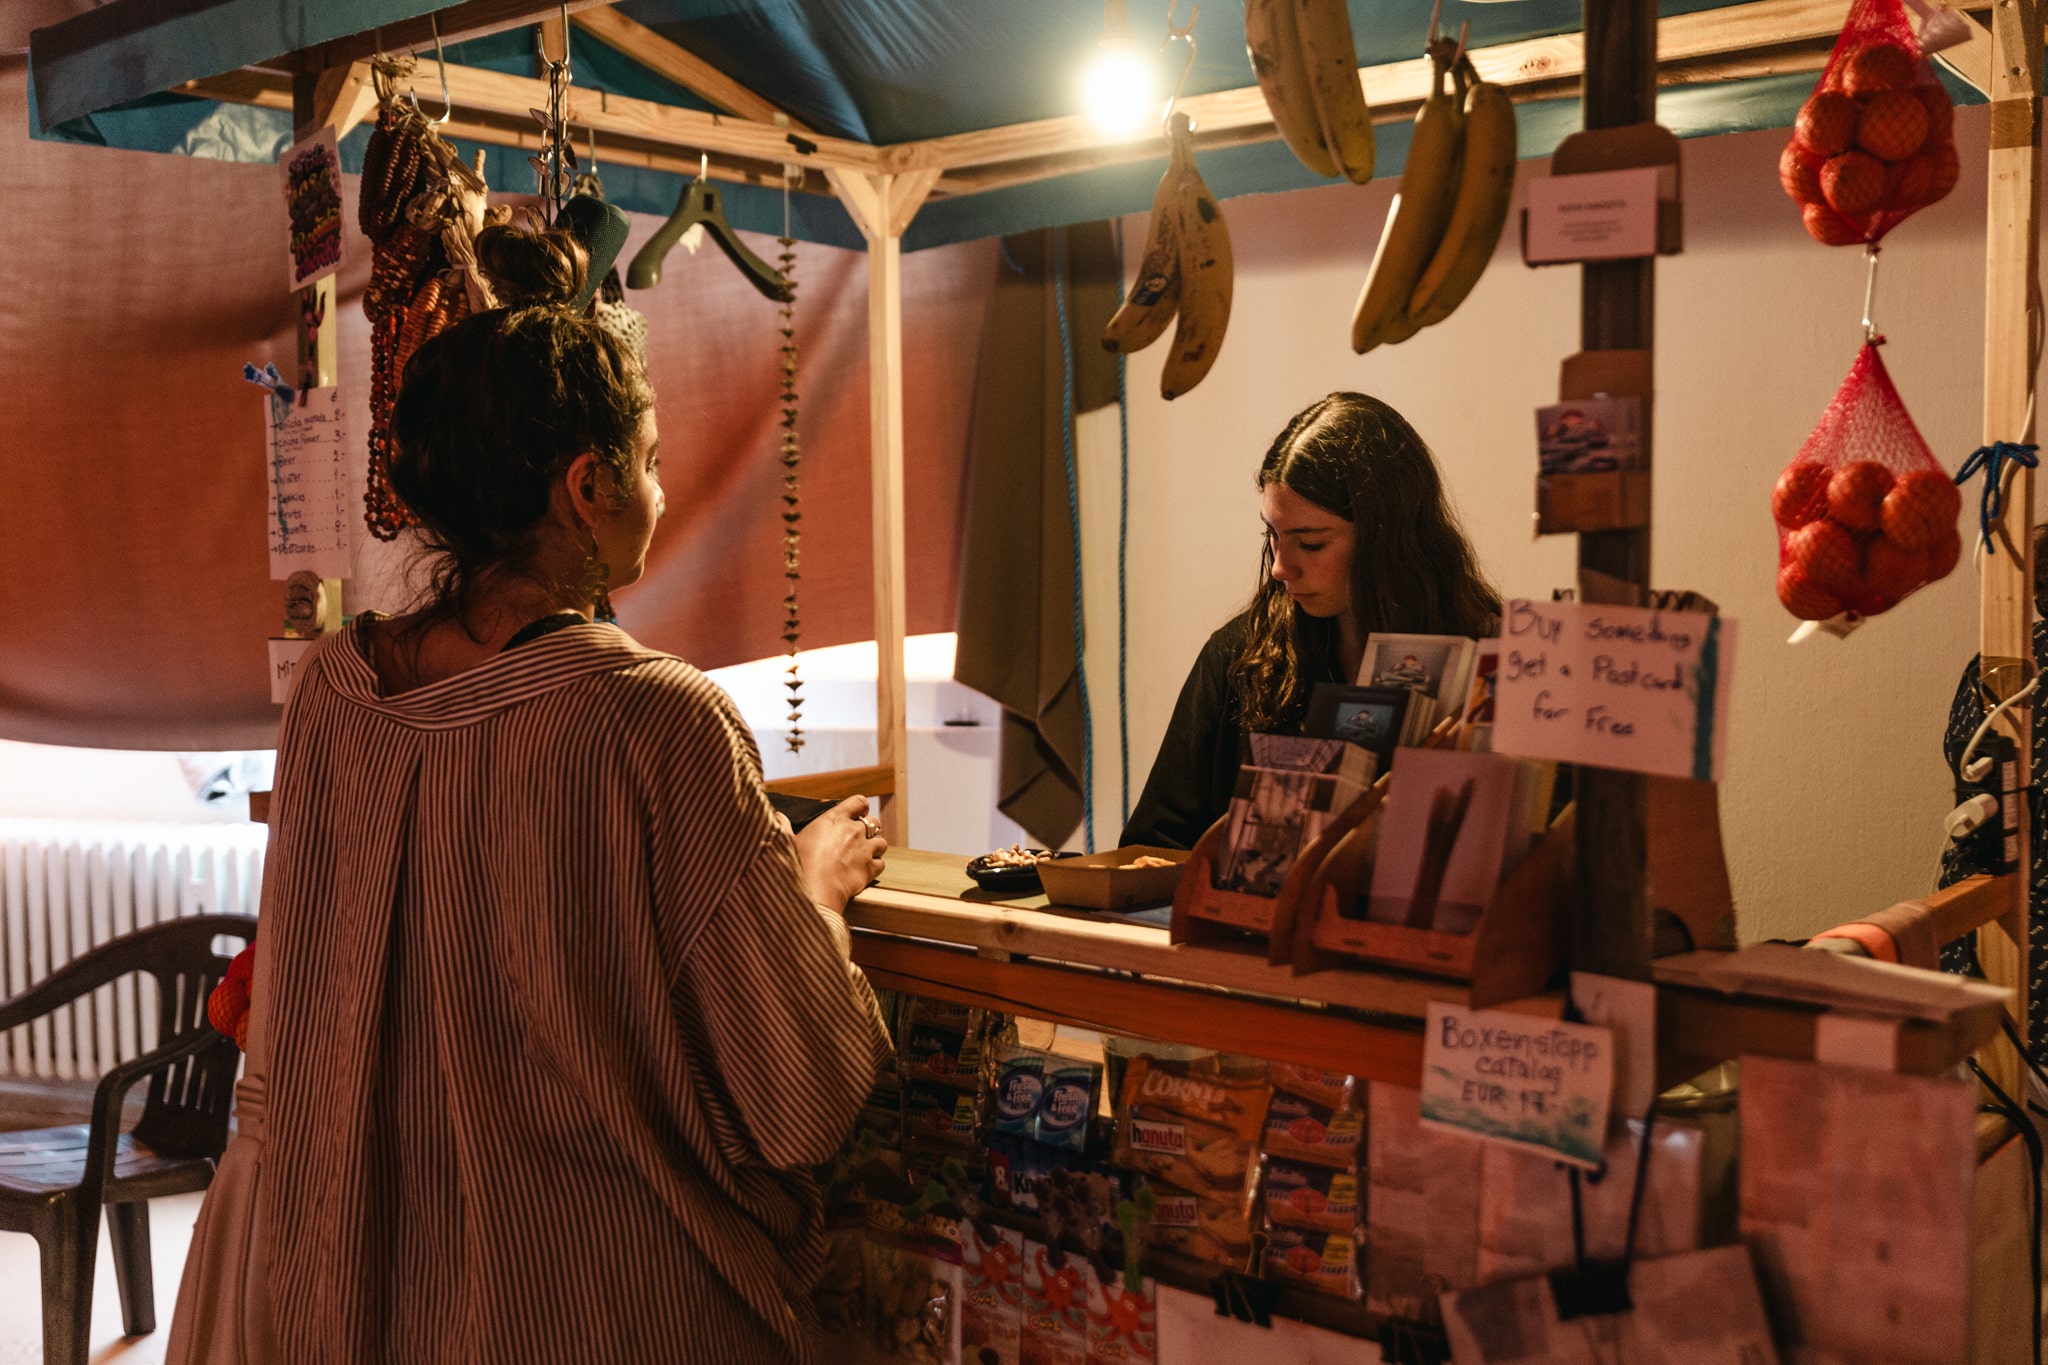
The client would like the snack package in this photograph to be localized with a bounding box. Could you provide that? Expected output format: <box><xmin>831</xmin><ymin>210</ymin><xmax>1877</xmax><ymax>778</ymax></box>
<box><xmin>962</xmin><ymin>1222</ymin><xmax>1028</xmax><ymax>1365</ymax></box>
<box><xmin>905</xmin><ymin>1080</ymin><xmax>980</xmax><ymax>1151</ymax></box>
<box><xmin>1778</xmin><ymin>0</ymin><xmax>1957</xmax><ymax>246</ymax></box>
<box><xmin>1020</xmin><ymin>1240</ymin><xmax>1092</xmax><ymax>1365</ymax></box>
<box><xmin>1773</xmin><ymin>343</ymin><xmax>1960</xmax><ymax>621</ymax></box>
<box><xmin>1112</xmin><ymin>1057</ymin><xmax>1272</xmax><ymax>1195</ymax></box>
<box><xmin>1084</xmin><ymin>1265</ymin><xmax>1158</xmax><ymax>1365</ymax></box>
<box><xmin>1140</xmin><ymin>1179</ymin><xmax>1253</xmax><ymax>1265</ymax></box>
<box><xmin>1268</xmin><ymin>1064</ymin><xmax>1352</xmax><ymax>1111</ymax></box>
<box><xmin>863</xmin><ymin>1238</ymin><xmax>960</xmax><ymax>1364</ymax></box>
<box><xmin>906</xmin><ymin>1020</ymin><xmax>990</xmax><ymax>1090</ymax></box>
<box><xmin>1035</xmin><ymin>1061</ymin><xmax>1102</xmax><ymax>1153</ymax></box>
<box><xmin>1263</xmin><ymin>1088</ymin><xmax>1363</xmax><ymax>1169</ymax></box>
<box><xmin>812</xmin><ymin>1226</ymin><xmax>866</xmax><ymax>1336</ymax></box>
<box><xmin>993</xmin><ymin>1049</ymin><xmax>1048</xmax><ymax>1137</ymax></box>
<box><xmin>1365</xmin><ymin>1082</ymin><xmax>1482</xmax><ymax>1324</ymax></box>
<box><xmin>1262</xmin><ymin>1157</ymin><xmax>1363</xmax><ymax>1237</ymax></box>
<box><xmin>1263</xmin><ymin>1225</ymin><xmax>1360</xmax><ymax>1298</ymax></box>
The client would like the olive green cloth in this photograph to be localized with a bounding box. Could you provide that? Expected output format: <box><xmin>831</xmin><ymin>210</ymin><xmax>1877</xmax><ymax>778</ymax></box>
<box><xmin>952</xmin><ymin>224</ymin><xmax>1120</xmax><ymax>849</ymax></box>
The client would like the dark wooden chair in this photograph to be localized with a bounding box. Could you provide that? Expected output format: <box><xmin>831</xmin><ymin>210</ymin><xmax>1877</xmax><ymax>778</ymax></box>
<box><xmin>0</xmin><ymin>913</ymin><xmax>256</xmax><ymax>1365</ymax></box>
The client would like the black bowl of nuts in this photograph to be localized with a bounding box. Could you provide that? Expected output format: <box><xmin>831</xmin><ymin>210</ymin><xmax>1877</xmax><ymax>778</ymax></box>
<box><xmin>964</xmin><ymin>845</ymin><xmax>1077</xmax><ymax>895</ymax></box>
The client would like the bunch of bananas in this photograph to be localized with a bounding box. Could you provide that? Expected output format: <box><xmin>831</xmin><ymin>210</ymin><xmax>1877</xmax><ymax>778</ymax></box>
<box><xmin>1351</xmin><ymin>45</ymin><xmax>1517</xmax><ymax>354</ymax></box>
<box><xmin>1245</xmin><ymin>0</ymin><xmax>1376</xmax><ymax>183</ymax></box>
<box><xmin>1102</xmin><ymin>112</ymin><xmax>1235</xmax><ymax>401</ymax></box>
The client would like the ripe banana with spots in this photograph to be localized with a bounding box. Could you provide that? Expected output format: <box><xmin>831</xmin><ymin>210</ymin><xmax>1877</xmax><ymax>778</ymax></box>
<box><xmin>1291</xmin><ymin>0</ymin><xmax>1376</xmax><ymax>184</ymax></box>
<box><xmin>1102</xmin><ymin>136</ymin><xmax>1185</xmax><ymax>354</ymax></box>
<box><xmin>1349</xmin><ymin>47</ymin><xmax>1464</xmax><ymax>354</ymax></box>
<box><xmin>1161</xmin><ymin>114</ymin><xmax>1234</xmax><ymax>400</ymax></box>
<box><xmin>1245</xmin><ymin>0</ymin><xmax>1339</xmax><ymax>179</ymax></box>
<box><xmin>1408</xmin><ymin>62</ymin><xmax>1518</xmax><ymax>327</ymax></box>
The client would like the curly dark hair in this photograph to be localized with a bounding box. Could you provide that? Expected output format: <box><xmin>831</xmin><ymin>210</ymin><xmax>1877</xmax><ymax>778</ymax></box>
<box><xmin>1233</xmin><ymin>392</ymin><xmax>1500</xmax><ymax>731</ymax></box>
<box><xmin>388</xmin><ymin>224</ymin><xmax>653</xmax><ymax>630</ymax></box>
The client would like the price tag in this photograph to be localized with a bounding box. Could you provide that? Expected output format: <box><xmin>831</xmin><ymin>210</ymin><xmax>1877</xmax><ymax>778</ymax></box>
<box><xmin>1491</xmin><ymin>599</ymin><xmax>1734</xmax><ymax>781</ymax></box>
<box><xmin>1421</xmin><ymin>1002</ymin><xmax>1614</xmax><ymax>1170</ymax></box>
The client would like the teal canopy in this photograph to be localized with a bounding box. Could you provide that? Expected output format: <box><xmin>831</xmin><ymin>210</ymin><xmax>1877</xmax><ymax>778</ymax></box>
<box><xmin>26</xmin><ymin>0</ymin><xmax>1981</xmax><ymax>251</ymax></box>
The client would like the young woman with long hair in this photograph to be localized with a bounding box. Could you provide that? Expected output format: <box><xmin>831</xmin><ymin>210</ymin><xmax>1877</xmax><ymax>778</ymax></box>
<box><xmin>1122</xmin><ymin>392</ymin><xmax>1500</xmax><ymax>849</ymax></box>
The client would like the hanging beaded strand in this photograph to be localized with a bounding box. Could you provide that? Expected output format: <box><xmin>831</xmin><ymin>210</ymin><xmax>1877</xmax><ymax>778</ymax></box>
<box><xmin>779</xmin><ymin>169</ymin><xmax>804</xmax><ymax>753</ymax></box>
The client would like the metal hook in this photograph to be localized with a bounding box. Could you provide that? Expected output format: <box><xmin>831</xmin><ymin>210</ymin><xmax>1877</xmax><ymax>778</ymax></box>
<box><xmin>1160</xmin><ymin>1</ymin><xmax>1199</xmax><ymax>131</ymax></box>
<box><xmin>420</xmin><ymin>13</ymin><xmax>452</xmax><ymax>124</ymax></box>
<box><xmin>1860</xmin><ymin>243</ymin><xmax>1883</xmax><ymax>343</ymax></box>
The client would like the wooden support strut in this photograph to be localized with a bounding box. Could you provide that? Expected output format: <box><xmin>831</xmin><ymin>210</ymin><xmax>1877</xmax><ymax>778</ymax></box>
<box><xmin>291</xmin><ymin>71</ymin><xmax>345</xmax><ymax>629</ymax></box>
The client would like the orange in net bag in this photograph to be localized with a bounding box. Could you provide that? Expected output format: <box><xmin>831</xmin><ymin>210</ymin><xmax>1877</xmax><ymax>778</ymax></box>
<box><xmin>1778</xmin><ymin>0</ymin><xmax>1958</xmax><ymax>246</ymax></box>
<box><xmin>1774</xmin><ymin>342</ymin><xmax>1962</xmax><ymax>621</ymax></box>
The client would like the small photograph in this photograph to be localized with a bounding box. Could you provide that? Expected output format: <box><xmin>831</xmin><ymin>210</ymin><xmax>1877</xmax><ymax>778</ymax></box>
<box><xmin>1362</xmin><ymin>638</ymin><xmax>1457</xmax><ymax>696</ymax></box>
<box><xmin>1536</xmin><ymin>395</ymin><xmax>1642</xmax><ymax>475</ymax></box>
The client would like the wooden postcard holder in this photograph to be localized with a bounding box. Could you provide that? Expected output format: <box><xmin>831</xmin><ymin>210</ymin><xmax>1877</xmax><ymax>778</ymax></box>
<box><xmin>1537</xmin><ymin>348</ymin><xmax>1654</xmax><ymax>536</ymax></box>
<box><xmin>1296</xmin><ymin>806</ymin><xmax>1576</xmax><ymax>1007</ymax></box>
<box><xmin>1171</xmin><ymin>786</ymin><xmax>1385</xmax><ymax>952</ymax></box>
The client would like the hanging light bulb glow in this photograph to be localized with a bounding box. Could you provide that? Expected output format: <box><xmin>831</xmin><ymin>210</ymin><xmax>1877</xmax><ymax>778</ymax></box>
<box><xmin>1079</xmin><ymin>0</ymin><xmax>1159</xmax><ymax>136</ymax></box>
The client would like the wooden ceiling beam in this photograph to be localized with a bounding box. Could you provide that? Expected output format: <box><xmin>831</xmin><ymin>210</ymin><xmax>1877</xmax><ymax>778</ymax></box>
<box><xmin>285</xmin><ymin>0</ymin><xmax>616</xmax><ymax>75</ymax></box>
<box><xmin>570</xmin><ymin>6</ymin><xmax>811</xmax><ymax>132</ymax></box>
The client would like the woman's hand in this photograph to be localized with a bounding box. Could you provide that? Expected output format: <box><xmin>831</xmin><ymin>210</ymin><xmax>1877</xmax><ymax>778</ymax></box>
<box><xmin>791</xmin><ymin>796</ymin><xmax>889</xmax><ymax>912</ymax></box>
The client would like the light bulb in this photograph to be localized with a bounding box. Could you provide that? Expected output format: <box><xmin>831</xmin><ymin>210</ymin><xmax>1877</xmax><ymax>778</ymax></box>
<box><xmin>1080</xmin><ymin>38</ymin><xmax>1158</xmax><ymax>136</ymax></box>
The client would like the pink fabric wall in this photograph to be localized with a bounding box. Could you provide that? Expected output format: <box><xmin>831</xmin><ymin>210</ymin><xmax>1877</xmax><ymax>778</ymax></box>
<box><xmin>0</xmin><ymin>60</ymin><xmax>991</xmax><ymax>750</ymax></box>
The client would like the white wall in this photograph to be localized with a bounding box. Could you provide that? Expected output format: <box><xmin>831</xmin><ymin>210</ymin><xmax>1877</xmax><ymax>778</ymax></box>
<box><xmin>1081</xmin><ymin>103</ymin><xmax>2031</xmax><ymax>944</ymax></box>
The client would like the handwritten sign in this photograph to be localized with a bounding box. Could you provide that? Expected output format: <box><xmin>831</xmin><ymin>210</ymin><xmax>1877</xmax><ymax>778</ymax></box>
<box><xmin>265</xmin><ymin>386</ymin><xmax>351</xmax><ymax>580</ymax></box>
<box><xmin>268</xmin><ymin>637</ymin><xmax>314</xmax><ymax>704</ymax></box>
<box><xmin>1421</xmin><ymin>1002</ymin><xmax>1613</xmax><ymax>1169</ymax></box>
<box><xmin>1491</xmin><ymin>599</ymin><xmax>1733</xmax><ymax>781</ymax></box>
<box><xmin>281</xmin><ymin>127</ymin><xmax>344</xmax><ymax>290</ymax></box>
<box><xmin>1524</xmin><ymin>166</ymin><xmax>1665</xmax><ymax>264</ymax></box>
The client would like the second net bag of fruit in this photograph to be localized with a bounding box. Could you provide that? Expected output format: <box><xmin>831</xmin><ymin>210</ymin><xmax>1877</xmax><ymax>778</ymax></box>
<box><xmin>1777</xmin><ymin>0</ymin><xmax>1958</xmax><ymax>246</ymax></box>
<box><xmin>1773</xmin><ymin>342</ymin><xmax>1962</xmax><ymax>622</ymax></box>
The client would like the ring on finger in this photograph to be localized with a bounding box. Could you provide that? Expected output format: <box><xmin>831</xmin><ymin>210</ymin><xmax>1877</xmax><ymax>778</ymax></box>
<box><xmin>859</xmin><ymin>816</ymin><xmax>881</xmax><ymax>839</ymax></box>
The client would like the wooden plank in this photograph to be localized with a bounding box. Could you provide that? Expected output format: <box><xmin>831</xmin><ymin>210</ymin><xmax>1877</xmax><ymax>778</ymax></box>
<box><xmin>309</xmin><ymin>60</ymin><xmax>376</xmax><ymax>140</ymax></box>
<box><xmin>1654</xmin><ymin>985</ymin><xmax>2008</xmax><ymax>1087</ymax></box>
<box><xmin>852</xmin><ymin>934</ymin><xmax>1429</xmax><ymax>1086</ymax></box>
<box><xmin>284</xmin><ymin>0</ymin><xmax>617</xmax><ymax>74</ymax></box>
<box><xmin>863</xmin><ymin>189</ymin><xmax>912</xmax><ymax>847</ymax></box>
<box><xmin>887</xmin><ymin>168</ymin><xmax>942</xmax><ymax>240</ymax></box>
<box><xmin>571</xmin><ymin>6</ymin><xmax>808</xmax><ymax>130</ymax></box>
<box><xmin>1936</xmin><ymin>11</ymin><xmax>1997</xmax><ymax>96</ymax></box>
<box><xmin>1975</xmin><ymin>0</ymin><xmax>2043</xmax><ymax>1101</ymax></box>
<box><xmin>764</xmin><ymin>764</ymin><xmax>895</xmax><ymax>801</ymax></box>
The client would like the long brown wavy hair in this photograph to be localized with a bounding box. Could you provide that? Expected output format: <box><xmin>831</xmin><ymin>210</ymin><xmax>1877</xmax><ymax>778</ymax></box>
<box><xmin>1232</xmin><ymin>393</ymin><xmax>1500</xmax><ymax>731</ymax></box>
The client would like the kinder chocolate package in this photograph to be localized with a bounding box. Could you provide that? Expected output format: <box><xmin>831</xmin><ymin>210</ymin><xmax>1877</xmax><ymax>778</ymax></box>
<box><xmin>1262</xmin><ymin>1157</ymin><xmax>1362</xmax><ymax>1236</ymax></box>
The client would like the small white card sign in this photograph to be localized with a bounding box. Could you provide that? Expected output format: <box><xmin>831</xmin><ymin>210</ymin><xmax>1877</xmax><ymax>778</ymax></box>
<box><xmin>1422</xmin><ymin>1002</ymin><xmax>1614</xmax><ymax>1170</ymax></box>
<box><xmin>1524</xmin><ymin>165</ymin><xmax>1665</xmax><ymax>263</ymax></box>
<box><xmin>267</xmin><ymin>637</ymin><xmax>315</xmax><ymax>704</ymax></box>
<box><xmin>1491</xmin><ymin>599</ymin><xmax>1733</xmax><ymax>782</ymax></box>
<box><xmin>265</xmin><ymin>386</ymin><xmax>352</xmax><ymax>580</ymax></box>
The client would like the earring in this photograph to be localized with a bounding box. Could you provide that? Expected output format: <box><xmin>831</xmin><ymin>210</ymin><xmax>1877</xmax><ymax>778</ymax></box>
<box><xmin>583</xmin><ymin>541</ymin><xmax>617</xmax><ymax>624</ymax></box>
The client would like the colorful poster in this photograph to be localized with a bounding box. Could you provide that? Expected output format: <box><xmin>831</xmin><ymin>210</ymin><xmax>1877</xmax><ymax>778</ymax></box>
<box><xmin>282</xmin><ymin>126</ymin><xmax>344</xmax><ymax>290</ymax></box>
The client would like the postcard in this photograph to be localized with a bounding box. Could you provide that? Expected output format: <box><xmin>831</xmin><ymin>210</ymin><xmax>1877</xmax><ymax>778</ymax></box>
<box><xmin>1358</xmin><ymin>633</ymin><xmax>1477</xmax><ymax>717</ymax></box>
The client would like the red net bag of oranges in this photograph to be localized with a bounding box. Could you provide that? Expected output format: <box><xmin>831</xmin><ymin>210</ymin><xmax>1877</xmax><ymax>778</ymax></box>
<box><xmin>1779</xmin><ymin>0</ymin><xmax>1958</xmax><ymax>245</ymax></box>
<box><xmin>1776</xmin><ymin>344</ymin><xmax>1962</xmax><ymax>620</ymax></box>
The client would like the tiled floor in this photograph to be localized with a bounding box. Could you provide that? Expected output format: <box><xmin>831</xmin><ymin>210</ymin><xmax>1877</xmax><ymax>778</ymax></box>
<box><xmin>0</xmin><ymin>1190</ymin><xmax>202</xmax><ymax>1365</ymax></box>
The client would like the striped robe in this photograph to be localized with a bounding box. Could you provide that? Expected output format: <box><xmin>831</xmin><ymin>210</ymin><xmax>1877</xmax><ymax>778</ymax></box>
<box><xmin>250</xmin><ymin>620</ymin><xmax>889</xmax><ymax>1364</ymax></box>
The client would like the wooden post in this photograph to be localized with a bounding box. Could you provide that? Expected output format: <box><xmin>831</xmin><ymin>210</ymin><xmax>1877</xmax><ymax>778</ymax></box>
<box><xmin>1570</xmin><ymin>0</ymin><xmax>1659</xmax><ymax>981</ymax></box>
<box><xmin>292</xmin><ymin>72</ymin><xmax>345</xmax><ymax>630</ymax></box>
<box><xmin>1974</xmin><ymin>0</ymin><xmax>2041</xmax><ymax>1095</ymax></box>
<box><xmin>826</xmin><ymin>170</ymin><xmax>938</xmax><ymax>846</ymax></box>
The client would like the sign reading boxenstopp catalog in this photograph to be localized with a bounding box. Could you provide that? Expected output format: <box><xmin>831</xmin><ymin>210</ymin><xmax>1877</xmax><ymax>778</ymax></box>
<box><xmin>1421</xmin><ymin>1003</ymin><xmax>1614</xmax><ymax>1170</ymax></box>
<box><xmin>1490</xmin><ymin>599</ymin><xmax>1733</xmax><ymax>781</ymax></box>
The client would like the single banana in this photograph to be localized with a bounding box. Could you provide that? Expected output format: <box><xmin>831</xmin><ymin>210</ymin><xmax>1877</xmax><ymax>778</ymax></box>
<box><xmin>1407</xmin><ymin>67</ymin><xmax>1517</xmax><ymax>327</ymax></box>
<box><xmin>1102</xmin><ymin>140</ymin><xmax>1185</xmax><ymax>354</ymax></box>
<box><xmin>1291</xmin><ymin>0</ymin><xmax>1376</xmax><ymax>184</ymax></box>
<box><xmin>1349</xmin><ymin>50</ymin><xmax>1463</xmax><ymax>354</ymax></box>
<box><xmin>1245</xmin><ymin>0</ymin><xmax>1339</xmax><ymax>179</ymax></box>
<box><xmin>1161</xmin><ymin>116</ymin><xmax>1234</xmax><ymax>401</ymax></box>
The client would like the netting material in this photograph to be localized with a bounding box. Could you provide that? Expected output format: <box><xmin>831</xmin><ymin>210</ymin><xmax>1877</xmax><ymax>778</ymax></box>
<box><xmin>1773</xmin><ymin>343</ymin><xmax>1962</xmax><ymax>619</ymax></box>
<box><xmin>1779</xmin><ymin>0</ymin><xmax>1958</xmax><ymax>246</ymax></box>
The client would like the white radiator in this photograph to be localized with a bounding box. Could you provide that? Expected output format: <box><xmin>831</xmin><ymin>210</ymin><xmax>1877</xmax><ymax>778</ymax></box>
<box><xmin>0</xmin><ymin>819</ymin><xmax>266</xmax><ymax>1081</ymax></box>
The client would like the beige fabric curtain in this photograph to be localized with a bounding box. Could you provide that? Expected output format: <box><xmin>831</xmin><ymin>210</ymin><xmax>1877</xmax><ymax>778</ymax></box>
<box><xmin>0</xmin><ymin>61</ymin><xmax>990</xmax><ymax>750</ymax></box>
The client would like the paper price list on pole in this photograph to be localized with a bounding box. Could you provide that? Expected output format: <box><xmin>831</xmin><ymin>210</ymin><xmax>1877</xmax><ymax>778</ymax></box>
<box><xmin>266</xmin><ymin>386</ymin><xmax>351</xmax><ymax>580</ymax></box>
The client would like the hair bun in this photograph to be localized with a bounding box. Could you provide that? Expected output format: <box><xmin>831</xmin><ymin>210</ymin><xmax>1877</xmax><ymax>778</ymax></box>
<box><xmin>475</xmin><ymin>223</ymin><xmax>589</xmax><ymax>308</ymax></box>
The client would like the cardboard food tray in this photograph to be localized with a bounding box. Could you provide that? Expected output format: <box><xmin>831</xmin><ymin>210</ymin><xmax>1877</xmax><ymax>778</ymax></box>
<box><xmin>1035</xmin><ymin>846</ymin><xmax>1189</xmax><ymax>911</ymax></box>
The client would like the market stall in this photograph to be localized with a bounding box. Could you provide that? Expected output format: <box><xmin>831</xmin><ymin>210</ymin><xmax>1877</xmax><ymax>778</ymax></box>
<box><xmin>19</xmin><ymin>0</ymin><xmax>2047</xmax><ymax>1359</ymax></box>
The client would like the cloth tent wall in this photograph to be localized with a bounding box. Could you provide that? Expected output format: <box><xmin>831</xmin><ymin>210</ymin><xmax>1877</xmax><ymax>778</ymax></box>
<box><xmin>0</xmin><ymin>58</ymin><xmax>987</xmax><ymax>751</ymax></box>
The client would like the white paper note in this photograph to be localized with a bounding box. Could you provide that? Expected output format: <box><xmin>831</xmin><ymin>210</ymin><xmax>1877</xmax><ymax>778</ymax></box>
<box><xmin>264</xmin><ymin>386</ymin><xmax>351</xmax><ymax>580</ymax></box>
<box><xmin>1422</xmin><ymin>1002</ymin><xmax>1615</xmax><ymax>1170</ymax></box>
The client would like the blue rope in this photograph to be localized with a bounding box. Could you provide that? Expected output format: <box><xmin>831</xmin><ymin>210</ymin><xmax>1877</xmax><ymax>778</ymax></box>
<box><xmin>1052</xmin><ymin>227</ymin><xmax>1095</xmax><ymax>853</ymax></box>
<box><xmin>1114</xmin><ymin>219</ymin><xmax>1131</xmax><ymax>829</ymax></box>
<box><xmin>1956</xmin><ymin>441</ymin><xmax>2041</xmax><ymax>556</ymax></box>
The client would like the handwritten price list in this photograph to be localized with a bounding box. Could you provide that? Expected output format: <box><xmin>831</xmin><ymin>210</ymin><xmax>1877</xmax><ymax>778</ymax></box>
<box><xmin>266</xmin><ymin>387</ymin><xmax>351</xmax><ymax>580</ymax></box>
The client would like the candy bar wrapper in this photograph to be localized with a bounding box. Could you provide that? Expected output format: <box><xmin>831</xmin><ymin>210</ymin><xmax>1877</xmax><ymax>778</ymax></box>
<box><xmin>1262</xmin><ymin>1089</ymin><xmax>1363</xmax><ymax>1169</ymax></box>
<box><xmin>962</xmin><ymin>1222</ymin><xmax>1028</xmax><ymax>1365</ymax></box>
<box><xmin>1111</xmin><ymin>1057</ymin><xmax>1271</xmax><ymax>1196</ymax></box>
<box><xmin>1020</xmin><ymin>1240</ymin><xmax>1092</xmax><ymax>1365</ymax></box>
<box><xmin>1140</xmin><ymin>1177</ymin><xmax>1252</xmax><ymax>1268</ymax></box>
<box><xmin>1261</xmin><ymin>1157</ymin><xmax>1362</xmax><ymax>1237</ymax></box>
<box><xmin>1269</xmin><ymin>1064</ymin><xmax>1353</xmax><ymax>1111</ymax></box>
<box><xmin>863</xmin><ymin>1238</ymin><xmax>962</xmax><ymax>1364</ymax></box>
<box><xmin>1263</xmin><ymin>1225</ymin><xmax>1360</xmax><ymax>1299</ymax></box>
<box><xmin>1085</xmin><ymin>1265</ymin><xmax>1158</xmax><ymax>1365</ymax></box>
<box><xmin>1034</xmin><ymin>1061</ymin><xmax>1101</xmax><ymax>1153</ymax></box>
<box><xmin>1365</xmin><ymin>1082</ymin><xmax>1481</xmax><ymax>1324</ymax></box>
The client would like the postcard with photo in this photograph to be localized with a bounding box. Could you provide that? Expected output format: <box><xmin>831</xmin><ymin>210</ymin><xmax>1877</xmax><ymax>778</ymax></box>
<box><xmin>1216</xmin><ymin>738</ymin><xmax>1376</xmax><ymax>898</ymax></box>
<box><xmin>1365</xmin><ymin>749</ymin><xmax>1518</xmax><ymax>935</ymax></box>
<box><xmin>1357</xmin><ymin>634</ymin><xmax>1477</xmax><ymax>717</ymax></box>
<box><xmin>1304</xmin><ymin>684</ymin><xmax>1414</xmax><ymax>762</ymax></box>
<box><xmin>1535</xmin><ymin>395</ymin><xmax>1642</xmax><ymax>476</ymax></box>
<box><xmin>1459</xmin><ymin>643</ymin><xmax>1501</xmax><ymax>727</ymax></box>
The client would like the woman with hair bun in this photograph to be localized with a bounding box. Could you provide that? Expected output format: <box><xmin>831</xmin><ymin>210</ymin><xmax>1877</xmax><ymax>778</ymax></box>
<box><xmin>1123</xmin><ymin>392</ymin><xmax>1500</xmax><ymax>849</ymax></box>
<box><xmin>168</xmin><ymin>225</ymin><xmax>890</xmax><ymax>1365</ymax></box>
